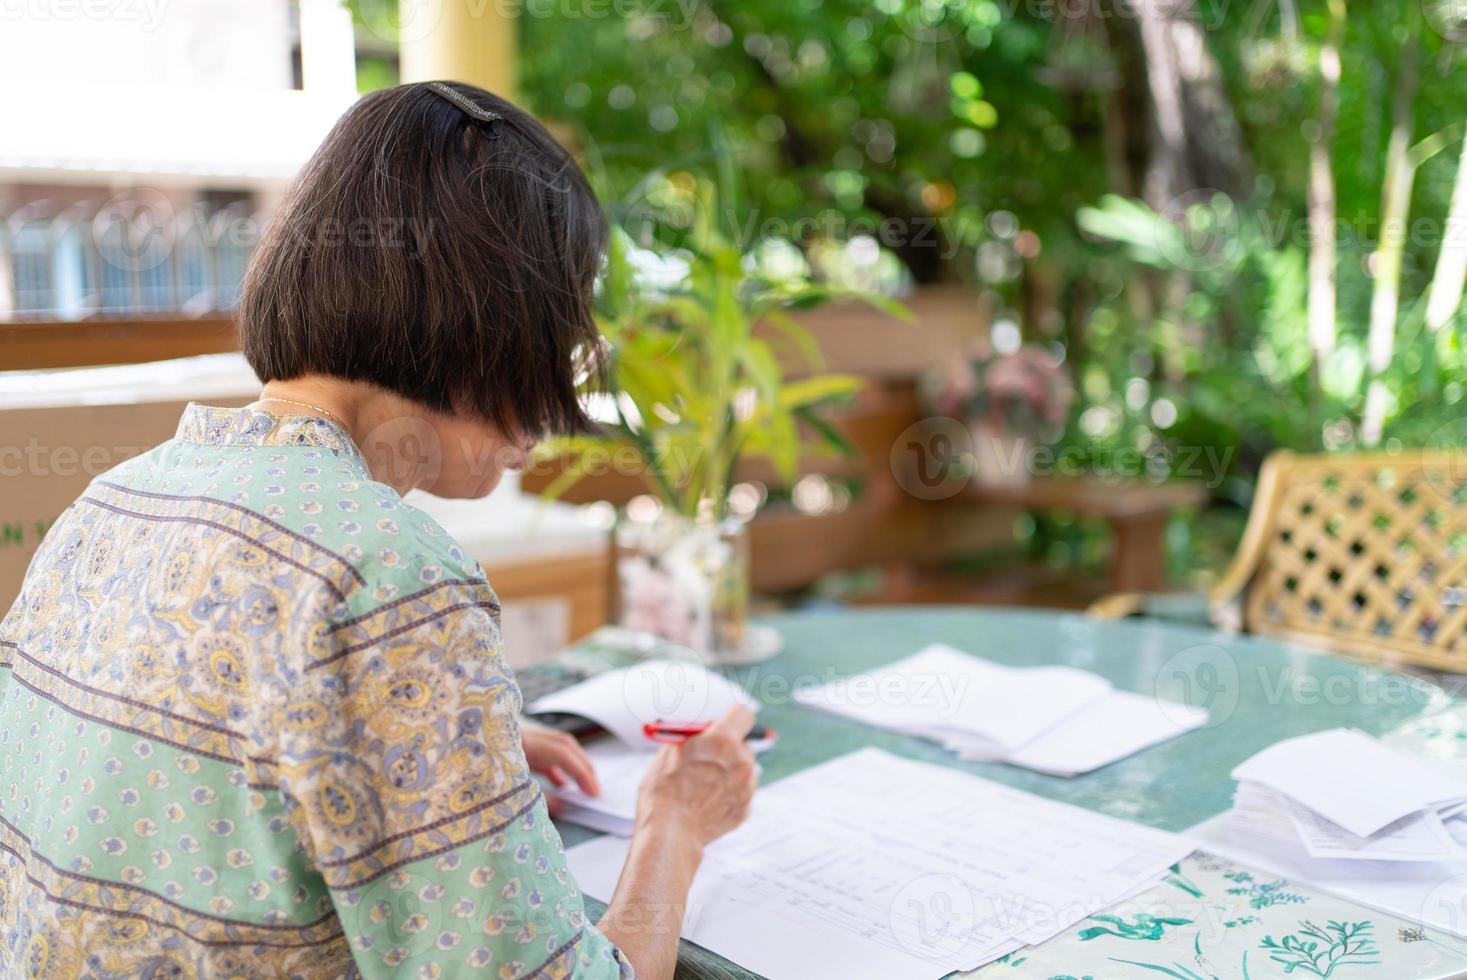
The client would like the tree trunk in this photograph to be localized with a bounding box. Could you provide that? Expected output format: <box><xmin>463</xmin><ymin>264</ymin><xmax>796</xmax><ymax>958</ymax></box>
<box><xmin>1277</xmin><ymin>0</ymin><xmax>1300</xmax><ymax>41</ymax></box>
<box><xmin>1306</xmin><ymin>0</ymin><xmax>1345</xmax><ymax>372</ymax></box>
<box><xmin>1126</xmin><ymin>0</ymin><xmax>1251</xmax><ymax>386</ymax></box>
<box><xmin>1361</xmin><ymin>14</ymin><xmax>1421</xmax><ymax>446</ymax></box>
<box><xmin>1131</xmin><ymin>0</ymin><xmax>1251</xmax><ymax>210</ymax></box>
<box><xmin>1426</xmin><ymin>135</ymin><xmax>1467</xmax><ymax>334</ymax></box>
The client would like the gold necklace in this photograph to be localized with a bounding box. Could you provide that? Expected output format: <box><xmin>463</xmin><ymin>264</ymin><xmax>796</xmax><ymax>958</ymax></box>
<box><xmin>257</xmin><ymin>395</ymin><xmax>350</xmax><ymax>431</ymax></box>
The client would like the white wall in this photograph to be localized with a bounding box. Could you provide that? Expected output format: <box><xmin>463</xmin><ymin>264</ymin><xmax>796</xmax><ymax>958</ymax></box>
<box><xmin>0</xmin><ymin>0</ymin><xmax>294</xmax><ymax>91</ymax></box>
<box><xmin>0</xmin><ymin>0</ymin><xmax>356</xmax><ymax>185</ymax></box>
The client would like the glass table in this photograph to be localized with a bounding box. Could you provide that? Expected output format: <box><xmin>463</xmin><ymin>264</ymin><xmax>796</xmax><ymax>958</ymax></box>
<box><xmin>551</xmin><ymin>607</ymin><xmax>1467</xmax><ymax>979</ymax></box>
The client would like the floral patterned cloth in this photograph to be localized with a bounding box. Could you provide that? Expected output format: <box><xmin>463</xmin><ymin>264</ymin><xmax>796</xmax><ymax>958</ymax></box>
<box><xmin>965</xmin><ymin>850</ymin><xmax>1467</xmax><ymax>979</ymax></box>
<box><xmin>0</xmin><ymin>404</ymin><xmax>635</xmax><ymax>979</ymax></box>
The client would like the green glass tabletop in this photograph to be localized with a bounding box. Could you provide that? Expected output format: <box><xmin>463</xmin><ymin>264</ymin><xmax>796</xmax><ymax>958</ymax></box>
<box><xmin>552</xmin><ymin>607</ymin><xmax>1464</xmax><ymax>980</ymax></box>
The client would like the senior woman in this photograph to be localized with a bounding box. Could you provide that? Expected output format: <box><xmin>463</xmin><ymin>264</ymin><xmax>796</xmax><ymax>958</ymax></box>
<box><xmin>0</xmin><ymin>82</ymin><xmax>756</xmax><ymax>979</ymax></box>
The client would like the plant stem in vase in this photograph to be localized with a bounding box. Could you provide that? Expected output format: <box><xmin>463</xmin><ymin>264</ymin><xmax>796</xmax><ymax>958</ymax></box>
<box><xmin>535</xmin><ymin>173</ymin><xmax>905</xmax><ymax>664</ymax></box>
<box><xmin>615</xmin><ymin>512</ymin><xmax>750</xmax><ymax>660</ymax></box>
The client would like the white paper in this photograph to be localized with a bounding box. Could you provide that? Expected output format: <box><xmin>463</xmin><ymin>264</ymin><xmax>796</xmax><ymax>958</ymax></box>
<box><xmin>793</xmin><ymin>645</ymin><xmax>1194</xmax><ymax>776</ymax></box>
<box><xmin>794</xmin><ymin>644</ymin><xmax>1112</xmax><ymax>754</ymax></box>
<box><xmin>553</xmin><ymin>738</ymin><xmax>651</xmax><ymax>836</ymax></box>
<box><xmin>982</xmin><ymin>689</ymin><xmax>1209</xmax><ymax>777</ymax></box>
<box><xmin>1194</xmin><ymin>813</ymin><xmax>1467</xmax><ymax>939</ymax></box>
<box><xmin>554</xmin><ymin>804</ymin><xmax>637</xmax><ymax>837</ymax></box>
<box><xmin>1233</xmin><ymin>781</ymin><xmax>1467</xmax><ymax>863</ymax></box>
<box><xmin>568</xmin><ymin>748</ymin><xmax>1194</xmax><ymax>980</ymax></box>
<box><xmin>528</xmin><ymin>659</ymin><xmax>756</xmax><ymax>746</ymax></box>
<box><xmin>1229</xmin><ymin>782</ymin><xmax>1311</xmax><ymax>850</ymax></box>
<box><xmin>1291</xmin><ymin>801</ymin><xmax>1466</xmax><ymax>863</ymax></box>
<box><xmin>1232</xmin><ymin>729</ymin><xmax>1467</xmax><ymax>838</ymax></box>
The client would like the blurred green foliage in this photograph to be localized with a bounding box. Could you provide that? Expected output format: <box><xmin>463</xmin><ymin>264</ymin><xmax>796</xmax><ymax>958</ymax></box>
<box><xmin>523</xmin><ymin>0</ymin><xmax>1467</xmax><ymax>582</ymax></box>
<box><xmin>518</xmin><ymin>2</ymin><xmax>1465</xmax><ymax>443</ymax></box>
<box><xmin>351</xmin><ymin>0</ymin><xmax>1467</xmax><ymax>584</ymax></box>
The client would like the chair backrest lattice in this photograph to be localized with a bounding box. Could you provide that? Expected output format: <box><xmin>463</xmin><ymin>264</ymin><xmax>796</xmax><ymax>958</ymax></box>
<box><xmin>1223</xmin><ymin>452</ymin><xmax>1467</xmax><ymax>672</ymax></box>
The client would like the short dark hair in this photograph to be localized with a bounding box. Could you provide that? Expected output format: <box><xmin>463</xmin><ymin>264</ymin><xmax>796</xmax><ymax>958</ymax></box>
<box><xmin>239</xmin><ymin>81</ymin><xmax>606</xmax><ymax>436</ymax></box>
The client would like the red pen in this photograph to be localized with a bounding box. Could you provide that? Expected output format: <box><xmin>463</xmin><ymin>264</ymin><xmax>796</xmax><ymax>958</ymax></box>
<box><xmin>642</xmin><ymin>721</ymin><xmax>775</xmax><ymax>745</ymax></box>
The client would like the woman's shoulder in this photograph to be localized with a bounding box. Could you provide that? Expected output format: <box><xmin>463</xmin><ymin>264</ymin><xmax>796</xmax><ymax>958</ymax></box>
<box><xmin>103</xmin><ymin>439</ymin><xmax>494</xmax><ymax>624</ymax></box>
<box><xmin>314</xmin><ymin>480</ymin><xmax>495</xmax><ymax>621</ymax></box>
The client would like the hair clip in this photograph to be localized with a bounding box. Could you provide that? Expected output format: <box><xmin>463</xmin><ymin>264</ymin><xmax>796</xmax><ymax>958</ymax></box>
<box><xmin>425</xmin><ymin>81</ymin><xmax>503</xmax><ymax>137</ymax></box>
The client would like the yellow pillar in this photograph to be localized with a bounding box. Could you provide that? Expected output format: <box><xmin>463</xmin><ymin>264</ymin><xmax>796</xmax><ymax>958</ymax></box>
<box><xmin>397</xmin><ymin>0</ymin><xmax>517</xmax><ymax>99</ymax></box>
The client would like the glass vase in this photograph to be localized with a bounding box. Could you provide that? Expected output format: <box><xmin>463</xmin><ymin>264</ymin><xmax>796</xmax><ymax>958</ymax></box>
<box><xmin>614</xmin><ymin>511</ymin><xmax>750</xmax><ymax>661</ymax></box>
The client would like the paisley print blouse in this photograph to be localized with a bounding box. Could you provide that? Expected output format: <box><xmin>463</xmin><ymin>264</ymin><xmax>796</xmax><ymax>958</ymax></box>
<box><xmin>0</xmin><ymin>404</ymin><xmax>635</xmax><ymax>979</ymax></box>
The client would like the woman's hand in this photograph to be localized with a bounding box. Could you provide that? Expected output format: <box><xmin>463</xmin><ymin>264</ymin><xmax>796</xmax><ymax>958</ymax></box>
<box><xmin>598</xmin><ymin>705</ymin><xmax>759</xmax><ymax>980</ymax></box>
<box><xmin>521</xmin><ymin>724</ymin><xmax>599</xmax><ymax>811</ymax></box>
<box><xmin>634</xmin><ymin>704</ymin><xmax>759</xmax><ymax>850</ymax></box>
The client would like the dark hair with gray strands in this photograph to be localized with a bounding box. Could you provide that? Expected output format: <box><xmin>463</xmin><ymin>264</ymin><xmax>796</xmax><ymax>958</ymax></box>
<box><xmin>238</xmin><ymin>80</ymin><xmax>607</xmax><ymax>437</ymax></box>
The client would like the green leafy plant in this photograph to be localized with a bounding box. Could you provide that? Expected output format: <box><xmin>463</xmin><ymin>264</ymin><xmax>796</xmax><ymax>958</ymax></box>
<box><xmin>536</xmin><ymin>174</ymin><xmax>905</xmax><ymax>519</ymax></box>
<box><xmin>1259</xmin><ymin>920</ymin><xmax>1379</xmax><ymax>977</ymax></box>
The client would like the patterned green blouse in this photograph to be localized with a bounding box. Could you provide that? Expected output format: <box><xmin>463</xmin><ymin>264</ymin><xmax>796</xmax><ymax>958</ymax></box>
<box><xmin>0</xmin><ymin>404</ymin><xmax>635</xmax><ymax>979</ymax></box>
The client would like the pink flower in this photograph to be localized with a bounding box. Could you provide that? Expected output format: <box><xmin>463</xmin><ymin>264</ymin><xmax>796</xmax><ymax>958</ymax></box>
<box><xmin>934</xmin><ymin>343</ymin><xmax>1074</xmax><ymax>437</ymax></box>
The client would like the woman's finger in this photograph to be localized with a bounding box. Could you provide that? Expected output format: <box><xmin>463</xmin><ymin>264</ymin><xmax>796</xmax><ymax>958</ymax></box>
<box><xmin>561</xmin><ymin>744</ymin><xmax>600</xmax><ymax>798</ymax></box>
<box><xmin>704</xmin><ymin>704</ymin><xmax>756</xmax><ymax>743</ymax></box>
<box><xmin>544</xmin><ymin>738</ymin><xmax>600</xmax><ymax>797</ymax></box>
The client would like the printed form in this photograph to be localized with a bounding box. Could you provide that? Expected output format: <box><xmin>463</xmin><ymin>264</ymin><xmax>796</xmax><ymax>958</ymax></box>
<box><xmin>566</xmin><ymin>748</ymin><xmax>1194</xmax><ymax>979</ymax></box>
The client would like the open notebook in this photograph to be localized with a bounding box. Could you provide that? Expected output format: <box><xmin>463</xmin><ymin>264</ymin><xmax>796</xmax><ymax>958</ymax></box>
<box><xmin>527</xmin><ymin>658</ymin><xmax>767</xmax><ymax>835</ymax></box>
<box><xmin>793</xmin><ymin>643</ymin><xmax>1208</xmax><ymax>775</ymax></box>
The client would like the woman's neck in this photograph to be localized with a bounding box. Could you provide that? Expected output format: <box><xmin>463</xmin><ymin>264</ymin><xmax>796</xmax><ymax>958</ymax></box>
<box><xmin>252</xmin><ymin>377</ymin><xmax>425</xmax><ymax>496</ymax></box>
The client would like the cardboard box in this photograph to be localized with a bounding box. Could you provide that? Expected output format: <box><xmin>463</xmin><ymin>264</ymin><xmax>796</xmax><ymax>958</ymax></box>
<box><xmin>0</xmin><ymin>354</ymin><xmax>261</xmax><ymax>608</ymax></box>
<box><xmin>0</xmin><ymin>354</ymin><xmax>610</xmax><ymax>655</ymax></box>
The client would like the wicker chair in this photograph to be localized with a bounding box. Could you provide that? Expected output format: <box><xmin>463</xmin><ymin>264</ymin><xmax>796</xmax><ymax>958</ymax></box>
<box><xmin>1088</xmin><ymin>450</ymin><xmax>1467</xmax><ymax>672</ymax></box>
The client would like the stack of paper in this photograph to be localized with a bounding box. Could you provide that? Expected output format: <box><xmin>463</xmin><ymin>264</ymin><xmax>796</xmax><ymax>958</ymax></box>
<box><xmin>1228</xmin><ymin>728</ymin><xmax>1467</xmax><ymax>863</ymax></box>
<box><xmin>551</xmin><ymin>737</ymin><xmax>650</xmax><ymax>836</ymax></box>
<box><xmin>526</xmin><ymin>659</ymin><xmax>764</xmax><ymax>835</ymax></box>
<box><xmin>793</xmin><ymin>644</ymin><xmax>1207</xmax><ymax>775</ymax></box>
<box><xmin>567</xmin><ymin>748</ymin><xmax>1196</xmax><ymax>979</ymax></box>
<box><xmin>1193</xmin><ymin>728</ymin><xmax>1467</xmax><ymax>937</ymax></box>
